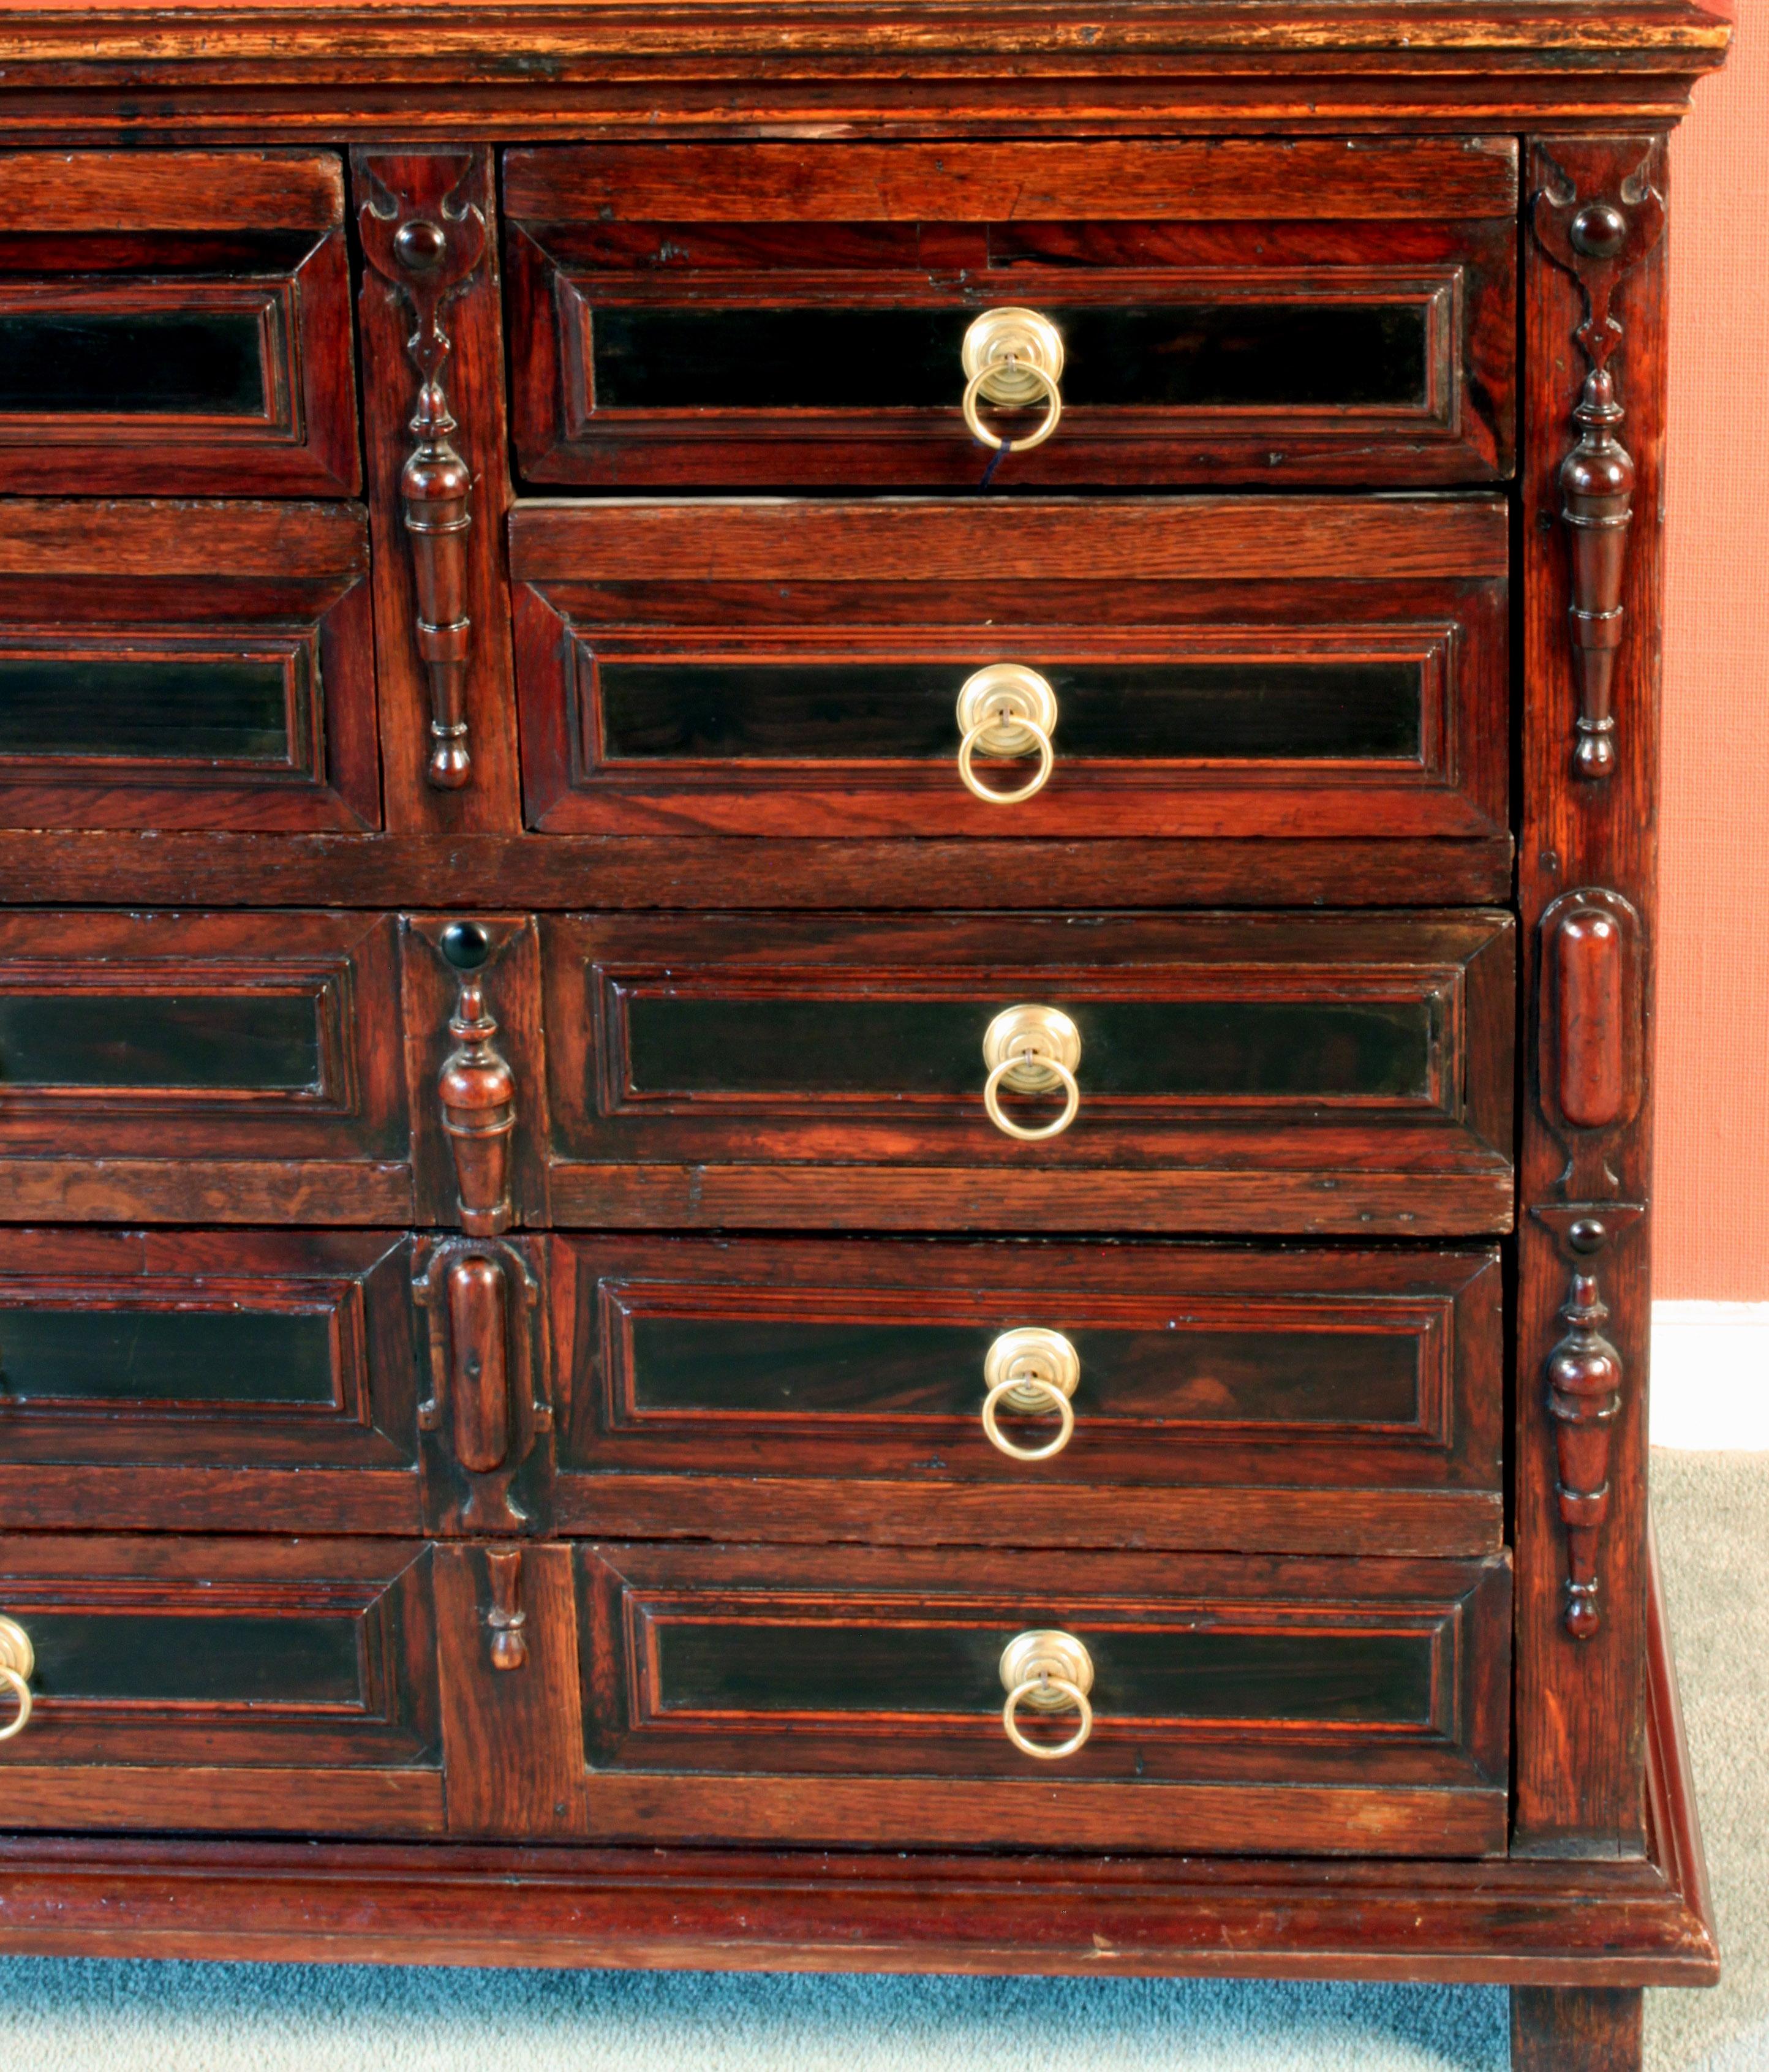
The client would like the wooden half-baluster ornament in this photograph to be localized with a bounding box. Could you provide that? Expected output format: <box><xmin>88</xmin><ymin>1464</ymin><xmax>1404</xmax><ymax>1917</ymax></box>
<box><xmin>436</xmin><ymin>921</ymin><xmax>515</xmax><ymax>1236</ymax></box>
<box><xmin>1545</xmin><ymin>1218</ymin><xmax>1625</xmax><ymax>1639</ymax></box>
<box><xmin>358</xmin><ymin>155</ymin><xmax>487</xmax><ymax>790</ymax></box>
<box><xmin>485</xmin><ymin>1549</ymin><xmax>528</xmax><ymax>1671</ymax></box>
<box><xmin>1533</xmin><ymin>145</ymin><xmax>1665</xmax><ymax>781</ymax></box>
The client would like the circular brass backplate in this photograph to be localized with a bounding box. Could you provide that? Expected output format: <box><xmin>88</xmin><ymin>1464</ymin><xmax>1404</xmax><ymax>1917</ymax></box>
<box><xmin>981</xmin><ymin>1004</ymin><xmax>1081</xmax><ymax>1095</ymax></box>
<box><xmin>960</xmin><ymin>307</ymin><xmax>1066</xmax><ymax>408</ymax></box>
<box><xmin>998</xmin><ymin>1629</ymin><xmax>1095</xmax><ymax>1708</ymax></box>
<box><xmin>956</xmin><ymin>665</ymin><xmax>1058</xmax><ymax>759</ymax></box>
<box><xmin>984</xmin><ymin>1326</ymin><xmax>1081</xmax><ymax>1414</ymax></box>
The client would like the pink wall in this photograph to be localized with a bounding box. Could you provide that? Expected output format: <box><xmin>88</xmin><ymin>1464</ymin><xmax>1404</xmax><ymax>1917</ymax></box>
<box><xmin>1657</xmin><ymin>0</ymin><xmax>1769</xmax><ymax>1297</ymax></box>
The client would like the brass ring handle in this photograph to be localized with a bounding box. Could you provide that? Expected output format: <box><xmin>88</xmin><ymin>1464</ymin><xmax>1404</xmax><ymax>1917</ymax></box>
<box><xmin>955</xmin><ymin>663</ymin><xmax>1059</xmax><ymax>806</ymax></box>
<box><xmin>981</xmin><ymin>1004</ymin><xmax>1082</xmax><ymax>1143</ymax></box>
<box><xmin>983</xmin><ymin>1053</ymin><xmax>1079</xmax><ymax>1142</ymax></box>
<box><xmin>961</xmin><ymin>358</ymin><xmax>1063</xmax><ymax>456</ymax></box>
<box><xmin>960</xmin><ymin>307</ymin><xmax>1066</xmax><ymax>458</ymax></box>
<box><xmin>999</xmin><ymin>1630</ymin><xmax>1095</xmax><ymax>1761</ymax></box>
<box><xmin>0</xmin><ymin>1615</ymin><xmax>35</xmax><ymax>1743</ymax></box>
<box><xmin>982</xmin><ymin>1375</ymin><xmax>1075</xmax><ymax>1460</ymax></box>
<box><xmin>957</xmin><ymin>717</ymin><xmax>1054</xmax><ymax>805</ymax></box>
<box><xmin>981</xmin><ymin>1326</ymin><xmax>1081</xmax><ymax>1461</ymax></box>
<box><xmin>0</xmin><ymin>1667</ymin><xmax>31</xmax><ymax>1742</ymax></box>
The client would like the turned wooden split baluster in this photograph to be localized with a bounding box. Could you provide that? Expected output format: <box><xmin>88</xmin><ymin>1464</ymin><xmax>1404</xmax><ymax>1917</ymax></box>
<box><xmin>436</xmin><ymin>921</ymin><xmax>515</xmax><ymax>1236</ymax></box>
<box><xmin>485</xmin><ymin>1550</ymin><xmax>529</xmax><ymax>1671</ymax></box>
<box><xmin>358</xmin><ymin>154</ymin><xmax>487</xmax><ymax>790</ymax></box>
<box><xmin>1545</xmin><ymin>1220</ymin><xmax>1626</xmax><ymax>1639</ymax></box>
<box><xmin>1532</xmin><ymin>146</ymin><xmax>1666</xmax><ymax>782</ymax></box>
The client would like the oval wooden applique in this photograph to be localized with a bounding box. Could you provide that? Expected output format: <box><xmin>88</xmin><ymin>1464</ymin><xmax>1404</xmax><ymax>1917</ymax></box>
<box><xmin>1555</xmin><ymin>903</ymin><xmax>1626</xmax><ymax>1129</ymax></box>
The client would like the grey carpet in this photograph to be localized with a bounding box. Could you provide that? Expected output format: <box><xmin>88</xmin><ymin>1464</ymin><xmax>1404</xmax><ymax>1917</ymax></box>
<box><xmin>2</xmin><ymin>1449</ymin><xmax>1761</xmax><ymax>2071</ymax></box>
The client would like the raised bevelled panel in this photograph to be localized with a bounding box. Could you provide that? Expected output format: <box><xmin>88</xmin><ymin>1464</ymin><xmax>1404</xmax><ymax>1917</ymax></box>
<box><xmin>23</xmin><ymin>1613</ymin><xmax>362</xmax><ymax>1703</ymax></box>
<box><xmin>0</xmin><ymin>991</ymin><xmax>323</xmax><ymax>1090</ymax></box>
<box><xmin>588</xmin><ymin>303</ymin><xmax>1429</xmax><ymax>413</ymax></box>
<box><xmin>597</xmin><ymin>661</ymin><xmax>1422</xmax><ymax>764</ymax></box>
<box><xmin>627</xmin><ymin>1317</ymin><xmax>1422</xmax><ymax>1425</ymax></box>
<box><xmin>0</xmin><ymin>656</ymin><xmax>290</xmax><ymax>761</ymax></box>
<box><xmin>654</xmin><ymin>1619</ymin><xmax>1436</xmax><ymax>1725</ymax></box>
<box><xmin>624</xmin><ymin>998</ymin><xmax>1435</xmax><ymax>1101</ymax></box>
<box><xmin>0</xmin><ymin>1306</ymin><xmax>336</xmax><ymax>1405</ymax></box>
<box><xmin>0</xmin><ymin>311</ymin><xmax>266</xmax><ymax>416</ymax></box>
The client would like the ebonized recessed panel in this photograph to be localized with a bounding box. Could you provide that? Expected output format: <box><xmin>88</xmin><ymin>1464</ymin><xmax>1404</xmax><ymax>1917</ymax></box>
<box><xmin>654</xmin><ymin>1617</ymin><xmax>1436</xmax><ymax>1726</ymax></box>
<box><xmin>25</xmin><ymin>1612</ymin><xmax>361</xmax><ymax>1704</ymax></box>
<box><xmin>0</xmin><ymin>655</ymin><xmax>291</xmax><ymax>762</ymax></box>
<box><xmin>0</xmin><ymin>990</ymin><xmax>323</xmax><ymax>1091</ymax></box>
<box><xmin>627</xmin><ymin>1315</ymin><xmax>1421</xmax><ymax>1426</ymax></box>
<box><xmin>597</xmin><ymin>660</ymin><xmax>1422</xmax><ymax>764</ymax></box>
<box><xmin>589</xmin><ymin>303</ymin><xmax>1428</xmax><ymax>413</ymax></box>
<box><xmin>624</xmin><ymin>996</ymin><xmax>1435</xmax><ymax>1102</ymax></box>
<box><xmin>0</xmin><ymin>1305</ymin><xmax>335</xmax><ymax>1406</ymax></box>
<box><xmin>0</xmin><ymin>310</ymin><xmax>266</xmax><ymax>417</ymax></box>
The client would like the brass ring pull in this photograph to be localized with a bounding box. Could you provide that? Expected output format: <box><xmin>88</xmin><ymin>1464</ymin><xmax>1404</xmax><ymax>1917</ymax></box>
<box><xmin>0</xmin><ymin>1616</ymin><xmax>35</xmax><ymax>1743</ymax></box>
<box><xmin>981</xmin><ymin>1327</ymin><xmax>1081</xmax><ymax>1461</ymax></box>
<box><xmin>956</xmin><ymin>665</ymin><xmax>1058</xmax><ymax>806</ymax></box>
<box><xmin>981</xmin><ymin>1004</ymin><xmax>1082</xmax><ymax>1143</ymax></box>
<box><xmin>999</xmin><ymin>1630</ymin><xmax>1095</xmax><ymax>1761</ymax></box>
<box><xmin>961</xmin><ymin>359</ymin><xmax>1062</xmax><ymax>455</ymax></box>
<box><xmin>960</xmin><ymin>307</ymin><xmax>1065</xmax><ymax>457</ymax></box>
<box><xmin>982</xmin><ymin>1377</ymin><xmax>1074</xmax><ymax>1460</ymax></box>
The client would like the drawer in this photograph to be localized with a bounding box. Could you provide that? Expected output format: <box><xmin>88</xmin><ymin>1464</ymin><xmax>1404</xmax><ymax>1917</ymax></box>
<box><xmin>511</xmin><ymin>497</ymin><xmax>1507</xmax><ymax>843</ymax></box>
<box><xmin>0</xmin><ymin>1230</ymin><xmax>421</xmax><ymax>1533</ymax></box>
<box><xmin>0</xmin><ymin>151</ymin><xmax>359</xmax><ymax>496</ymax></box>
<box><xmin>0</xmin><ymin>1535</ymin><xmax>442</xmax><ymax>1835</ymax></box>
<box><xmin>0</xmin><ymin>909</ymin><xmax>410</xmax><ymax>1222</ymax></box>
<box><xmin>505</xmin><ymin>138</ymin><xmax>1517</xmax><ymax>490</ymax></box>
<box><xmin>0</xmin><ymin>502</ymin><xmax>379</xmax><ymax>831</ymax></box>
<box><xmin>574</xmin><ymin>1542</ymin><xmax>1511</xmax><ymax>1854</ymax></box>
<box><xmin>553</xmin><ymin>1237</ymin><xmax>1503</xmax><ymax>1556</ymax></box>
<box><xmin>539</xmin><ymin>911</ymin><xmax>1515</xmax><ymax>1234</ymax></box>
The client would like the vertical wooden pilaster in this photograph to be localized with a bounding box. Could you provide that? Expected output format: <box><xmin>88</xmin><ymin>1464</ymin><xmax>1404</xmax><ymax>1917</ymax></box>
<box><xmin>1515</xmin><ymin>134</ymin><xmax>1670</xmax><ymax>1856</ymax></box>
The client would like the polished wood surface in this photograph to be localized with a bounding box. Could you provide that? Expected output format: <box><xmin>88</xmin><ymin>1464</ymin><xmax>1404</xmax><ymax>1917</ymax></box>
<box><xmin>0</xmin><ymin>5</ymin><xmax>1732</xmax><ymax>2062</ymax></box>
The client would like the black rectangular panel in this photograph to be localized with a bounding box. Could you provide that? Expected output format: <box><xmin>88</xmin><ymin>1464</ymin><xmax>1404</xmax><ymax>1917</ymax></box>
<box><xmin>26</xmin><ymin>1612</ymin><xmax>362</xmax><ymax>1703</ymax></box>
<box><xmin>0</xmin><ymin>1305</ymin><xmax>336</xmax><ymax>1406</ymax></box>
<box><xmin>597</xmin><ymin>660</ymin><xmax>1423</xmax><ymax>764</ymax></box>
<box><xmin>0</xmin><ymin>991</ymin><xmax>323</xmax><ymax>1090</ymax></box>
<box><xmin>0</xmin><ymin>310</ymin><xmax>266</xmax><ymax>416</ymax></box>
<box><xmin>0</xmin><ymin>655</ymin><xmax>291</xmax><ymax>761</ymax></box>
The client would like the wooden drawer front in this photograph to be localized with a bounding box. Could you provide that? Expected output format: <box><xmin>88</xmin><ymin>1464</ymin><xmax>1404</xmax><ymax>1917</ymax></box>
<box><xmin>553</xmin><ymin>1238</ymin><xmax>1503</xmax><ymax>1556</ymax></box>
<box><xmin>0</xmin><ymin>910</ymin><xmax>410</xmax><ymax>1222</ymax></box>
<box><xmin>0</xmin><ymin>502</ymin><xmax>378</xmax><ymax>831</ymax></box>
<box><xmin>0</xmin><ymin>1231</ymin><xmax>420</xmax><ymax>1534</ymax></box>
<box><xmin>505</xmin><ymin>139</ymin><xmax>1517</xmax><ymax>489</ymax></box>
<box><xmin>576</xmin><ymin>1543</ymin><xmax>1510</xmax><ymax>1854</ymax></box>
<box><xmin>0</xmin><ymin>153</ymin><xmax>358</xmax><ymax>496</ymax></box>
<box><xmin>540</xmin><ymin>911</ymin><xmax>1515</xmax><ymax>1235</ymax></box>
<box><xmin>511</xmin><ymin>499</ymin><xmax>1507</xmax><ymax>842</ymax></box>
<box><xmin>0</xmin><ymin>1537</ymin><xmax>442</xmax><ymax>1835</ymax></box>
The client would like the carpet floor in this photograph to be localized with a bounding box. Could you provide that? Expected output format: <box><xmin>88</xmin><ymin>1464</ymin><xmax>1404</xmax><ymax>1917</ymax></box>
<box><xmin>2</xmin><ymin>1449</ymin><xmax>1762</xmax><ymax>2071</ymax></box>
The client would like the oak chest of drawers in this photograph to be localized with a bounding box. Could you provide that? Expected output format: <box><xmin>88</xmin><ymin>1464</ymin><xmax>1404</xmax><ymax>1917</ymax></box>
<box><xmin>0</xmin><ymin>5</ymin><xmax>1732</xmax><ymax>2064</ymax></box>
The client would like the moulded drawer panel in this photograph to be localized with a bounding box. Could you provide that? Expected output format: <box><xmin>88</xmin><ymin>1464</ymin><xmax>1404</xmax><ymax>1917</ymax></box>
<box><xmin>0</xmin><ymin>908</ymin><xmax>413</xmax><ymax>1224</ymax></box>
<box><xmin>538</xmin><ymin>910</ymin><xmax>1517</xmax><ymax>1235</ymax></box>
<box><xmin>509</xmin><ymin>496</ymin><xmax>1509</xmax><ymax>844</ymax></box>
<box><xmin>0</xmin><ymin>1535</ymin><xmax>442</xmax><ymax>1836</ymax></box>
<box><xmin>505</xmin><ymin>138</ymin><xmax>1517</xmax><ymax>490</ymax></box>
<box><xmin>0</xmin><ymin>151</ymin><xmax>360</xmax><ymax>496</ymax></box>
<box><xmin>573</xmin><ymin>1540</ymin><xmax>1512</xmax><ymax>1855</ymax></box>
<box><xmin>551</xmin><ymin>1234</ymin><xmax>1504</xmax><ymax>1556</ymax></box>
<box><xmin>0</xmin><ymin>501</ymin><xmax>379</xmax><ymax>832</ymax></box>
<box><xmin>0</xmin><ymin>1229</ymin><xmax>422</xmax><ymax>1534</ymax></box>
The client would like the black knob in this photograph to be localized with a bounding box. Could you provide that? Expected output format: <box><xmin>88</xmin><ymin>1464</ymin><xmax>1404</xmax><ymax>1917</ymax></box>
<box><xmin>1570</xmin><ymin>203</ymin><xmax>1628</xmax><ymax>260</ymax></box>
<box><xmin>440</xmin><ymin>921</ymin><xmax>491</xmax><ymax>971</ymax></box>
<box><xmin>1569</xmin><ymin>1217</ymin><xmax>1609</xmax><ymax>1256</ymax></box>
